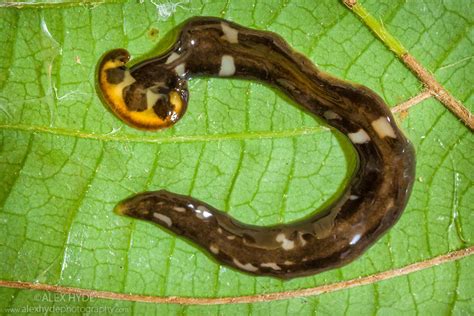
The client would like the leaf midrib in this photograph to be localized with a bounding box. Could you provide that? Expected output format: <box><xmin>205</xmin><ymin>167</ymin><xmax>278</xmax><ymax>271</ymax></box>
<box><xmin>0</xmin><ymin>123</ymin><xmax>330</xmax><ymax>144</ymax></box>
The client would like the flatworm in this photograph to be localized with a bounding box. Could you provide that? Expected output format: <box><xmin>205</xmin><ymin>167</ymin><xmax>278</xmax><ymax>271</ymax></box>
<box><xmin>97</xmin><ymin>17</ymin><xmax>415</xmax><ymax>279</ymax></box>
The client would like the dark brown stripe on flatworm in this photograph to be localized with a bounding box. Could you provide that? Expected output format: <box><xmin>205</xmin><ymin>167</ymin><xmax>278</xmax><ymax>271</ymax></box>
<box><xmin>122</xmin><ymin>85</ymin><xmax>148</xmax><ymax>112</ymax></box>
<box><xmin>153</xmin><ymin>98</ymin><xmax>173</xmax><ymax>120</ymax></box>
<box><xmin>105</xmin><ymin>67</ymin><xmax>125</xmax><ymax>84</ymax></box>
<box><xmin>98</xmin><ymin>17</ymin><xmax>416</xmax><ymax>279</ymax></box>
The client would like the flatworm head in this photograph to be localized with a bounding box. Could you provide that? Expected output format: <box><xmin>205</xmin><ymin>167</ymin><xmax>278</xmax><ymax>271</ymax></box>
<box><xmin>97</xmin><ymin>49</ymin><xmax>188</xmax><ymax>130</ymax></box>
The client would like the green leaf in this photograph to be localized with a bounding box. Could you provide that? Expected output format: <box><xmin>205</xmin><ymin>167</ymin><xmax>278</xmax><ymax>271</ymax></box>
<box><xmin>0</xmin><ymin>0</ymin><xmax>472</xmax><ymax>314</ymax></box>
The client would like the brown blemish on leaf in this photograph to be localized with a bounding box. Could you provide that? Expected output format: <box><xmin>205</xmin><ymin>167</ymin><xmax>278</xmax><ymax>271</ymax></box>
<box><xmin>147</xmin><ymin>27</ymin><xmax>159</xmax><ymax>41</ymax></box>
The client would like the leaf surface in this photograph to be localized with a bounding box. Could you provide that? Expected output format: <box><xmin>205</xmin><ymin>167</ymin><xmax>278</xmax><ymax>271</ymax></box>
<box><xmin>0</xmin><ymin>0</ymin><xmax>472</xmax><ymax>314</ymax></box>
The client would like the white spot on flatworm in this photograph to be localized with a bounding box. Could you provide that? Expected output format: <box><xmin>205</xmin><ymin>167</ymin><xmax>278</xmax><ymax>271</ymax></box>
<box><xmin>218</xmin><ymin>55</ymin><xmax>235</xmax><ymax>76</ymax></box>
<box><xmin>284</xmin><ymin>260</ymin><xmax>294</xmax><ymax>265</ymax></box>
<box><xmin>175</xmin><ymin>63</ymin><xmax>186</xmax><ymax>78</ymax></box>
<box><xmin>153</xmin><ymin>213</ymin><xmax>172</xmax><ymax>227</ymax></box>
<box><xmin>195</xmin><ymin>205</ymin><xmax>213</xmax><ymax>220</ymax></box>
<box><xmin>227</xmin><ymin>235</ymin><xmax>236</xmax><ymax>240</ymax></box>
<box><xmin>348</xmin><ymin>129</ymin><xmax>371</xmax><ymax>144</ymax></box>
<box><xmin>349</xmin><ymin>195</ymin><xmax>359</xmax><ymax>200</ymax></box>
<box><xmin>323</xmin><ymin>110</ymin><xmax>342</xmax><ymax>120</ymax></box>
<box><xmin>233</xmin><ymin>258</ymin><xmax>258</xmax><ymax>272</ymax></box>
<box><xmin>276</xmin><ymin>233</ymin><xmax>295</xmax><ymax>250</ymax></box>
<box><xmin>166</xmin><ymin>52</ymin><xmax>180</xmax><ymax>64</ymax></box>
<box><xmin>350</xmin><ymin>233</ymin><xmax>361</xmax><ymax>245</ymax></box>
<box><xmin>221</xmin><ymin>22</ymin><xmax>239</xmax><ymax>43</ymax></box>
<box><xmin>372</xmin><ymin>116</ymin><xmax>397</xmax><ymax>139</ymax></box>
<box><xmin>210</xmin><ymin>244</ymin><xmax>219</xmax><ymax>254</ymax></box>
<box><xmin>261</xmin><ymin>262</ymin><xmax>281</xmax><ymax>270</ymax></box>
<box><xmin>173</xmin><ymin>206</ymin><xmax>186</xmax><ymax>213</ymax></box>
<box><xmin>217</xmin><ymin>227</ymin><xmax>223</xmax><ymax>234</ymax></box>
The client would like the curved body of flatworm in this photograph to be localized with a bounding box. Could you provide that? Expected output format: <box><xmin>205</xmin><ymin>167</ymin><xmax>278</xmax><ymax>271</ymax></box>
<box><xmin>97</xmin><ymin>17</ymin><xmax>416</xmax><ymax>279</ymax></box>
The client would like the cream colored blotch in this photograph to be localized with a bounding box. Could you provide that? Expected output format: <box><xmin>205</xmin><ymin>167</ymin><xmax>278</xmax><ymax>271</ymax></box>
<box><xmin>276</xmin><ymin>233</ymin><xmax>295</xmax><ymax>250</ymax></box>
<box><xmin>348</xmin><ymin>129</ymin><xmax>371</xmax><ymax>144</ymax></box>
<box><xmin>146</xmin><ymin>89</ymin><xmax>161</xmax><ymax>109</ymax></box>
<box><xmin>233</xmin><ymin>258</ymin><xmax>258</xmax><ymax>272</ymax></box>
<box><xmin>219</xmin><ymin>55</ymin><xmax>236</xmax><ymax>76</ymax></box>
<box><xmin>210</xmin><ymin>244</ymin><xmax>219</xmax><ymax>254</ymax></box>
<box><xmin>261</xmin><ymin>262</ymin><xmax>282</xmax><ymax>270</ymax></box>
<box><xmin>175</xmin><ymin>63</ymin><xmax>186</xmax><ymax>78</ymax></box>
<box><xmin>166</xmin><ymin>52</ymin><xmax>180</xmax><ymax>64</ymax></box>
<box><xmin>153</xmin><ymin>213</ymin><xmax>172</xmax><ymax>227</ymax></box>
<box><xmin>221</xmin><ymin>23</ymin><xmax>239</xmax><ymax>43</ymax></box>
<box><xmin>372</xmin><ymin>116</ymin><xmax>397</xmax><ymax>138</ymax></box>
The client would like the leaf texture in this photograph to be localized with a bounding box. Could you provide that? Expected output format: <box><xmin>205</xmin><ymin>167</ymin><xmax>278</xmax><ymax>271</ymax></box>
<box><xmin>0</xmin><ymin>0</ymin><xmax>472</xmax><ymax>314</ymax></box>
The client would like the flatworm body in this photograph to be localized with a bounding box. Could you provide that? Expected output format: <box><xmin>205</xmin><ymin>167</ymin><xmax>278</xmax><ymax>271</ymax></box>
<box><xmin>97</xmin><ymin>17</ymin><xmax>415</xmax><ymax>279</ymax></box>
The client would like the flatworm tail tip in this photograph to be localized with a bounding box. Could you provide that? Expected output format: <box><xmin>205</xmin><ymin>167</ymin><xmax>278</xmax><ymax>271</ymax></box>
<box><xmin>114</xmin><ymin>203</ymin><xmax>127</xmax><ymax>216</ymax></box>
<box><xmin>97</xmin><ymin>49</ymin><xmax>186</xmax><ymax>130</ymax></box>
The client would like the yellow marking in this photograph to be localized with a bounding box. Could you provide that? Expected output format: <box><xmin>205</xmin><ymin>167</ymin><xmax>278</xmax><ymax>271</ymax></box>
<box><xmin>98</xmin><ymin>58</ymin><xmax>185</xmax><ymax>130</ymax></box>
<box><xmin>114</xmin><ymin>203</ymin><xmax>127</xmax><ymax>216</ymax></box>
<box><xmin>169</xmin><ymin>90</ymin><xmax>183</xmax><ymax>122</ymax></box>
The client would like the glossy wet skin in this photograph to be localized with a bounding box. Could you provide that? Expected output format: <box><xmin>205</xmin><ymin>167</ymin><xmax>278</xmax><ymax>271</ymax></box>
<box><xmin>97</xmin><ymin>17</ymin><xmax>416</xmax><ymax>279</ymax></box>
